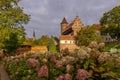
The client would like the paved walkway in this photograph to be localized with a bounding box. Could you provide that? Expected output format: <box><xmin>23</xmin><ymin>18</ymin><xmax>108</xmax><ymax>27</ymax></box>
<box><xmin>0</xmin><ymin>63</ymin><xmax>10</xmax><ymax>80</ymax></box>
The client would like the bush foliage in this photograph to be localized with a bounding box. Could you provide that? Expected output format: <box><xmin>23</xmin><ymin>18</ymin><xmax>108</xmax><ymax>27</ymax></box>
<box><xmin>3</xmin><ymin>41</ymin><xmax>120</xmax><ymax>80</ymax></box>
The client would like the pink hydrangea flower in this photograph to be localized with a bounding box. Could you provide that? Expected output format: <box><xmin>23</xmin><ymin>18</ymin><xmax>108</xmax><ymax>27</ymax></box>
<box><xmin>26</xmin><ymin>58</ymin><xmax>39</xmax><ymax>68</ymax></box>
<box><xmin>56</xmin><ymin>75</ymin><xmax>65</xmax><ymax>80</ymax></box>
<box><xmin>37</xmin><ymin>65</ymin><xmax>48</xmax><ymax>78</ymax></box>
<box><xmin>55</xmin><ymin>60</ymin><xmax>63</xmax><ymax>69</ymax></box>
<box><xmin>76</xmin><ymin>69</ymin><xmax>91</xmax><ymax>80</ymax></box>
<box><xmin>64</xmin><ymin>73</ymin><xmax>72</xmax><ymax>80</ymax></box>
<box><xmin>66</xmin><ymin>64</ymin><xmax>74</xmax><ymax>73</ymax></box>
<box><xmin>56</xmin><ymin>74</ymin><xmax>72</xmax><ymax>80</ymax></box>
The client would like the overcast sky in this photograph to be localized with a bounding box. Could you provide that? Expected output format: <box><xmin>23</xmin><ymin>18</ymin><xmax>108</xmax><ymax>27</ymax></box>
<box><xmin>19</xmin><ymin>0</ymin><xmax>120</xmax><ymax>38</ymax></box>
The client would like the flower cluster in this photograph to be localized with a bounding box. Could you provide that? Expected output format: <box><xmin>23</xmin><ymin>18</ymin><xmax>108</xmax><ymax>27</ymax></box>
<box><xmin>98</xmin><ymin>52</ymin><xmax>110</xmax><ymax>64</ymax></box>
<box><xmin>89</xmin><ymin>41</ymin><xmax>99</xmax><ymax>49</ymax></box>
<box><xmin>37</xmin><ymin>65</ymin><xmax>48</xmax><ymax>78</ymax></box>
<box><xmin>26</xmin><ymin>58</ymin><xmax>39</xmax><ymax>68</ymax></box>
<box><xmin>3</xmin><ymin>41</ymin><xmax>120</xmax><ymax>80</ymax></box>
<box><xmin>45</xmin><ymin>52</ymin><xmax>57</xmax><ymax>63</ymax></box>
<box><xmin>55</xmin><ymin>60</ymin><xmax>63</xmax><ymax>69</ymax></box>
<box><xmin>61</xmin><ymin>56</ymin><xmax>75</xmax><ymax>65</ymax></box>
<box><xmin>56</xmin><ymin>74</ymin><xmax>72</xmax><ymax>80</ymax></box>
<box><xmin>76</xmin><ymin>69</ymin><xmax>91</xmax><ymax>80</ymax></box>
<box><xmin>110</xmin><ymin>48</ymin><xmax>118</xmax><ymax>53</ymax></box>
<box><xmin>66</xmin><ymin>64</ymin><xmax>74</xmax><ymax>73</ymax></box>
<box><xmin>77</xmin><ymin>48</ymin><xmax>90</xmax><ymax>61</ymax></box>
<box><xmin>98</xmin><ymin>42</ymin><xmax>105</xmax><ymax>49</ymax></box>
<box><xmin>56</xmin><ymin>75</ymin><xmax>65</xmax><ymax>80</ymax></box>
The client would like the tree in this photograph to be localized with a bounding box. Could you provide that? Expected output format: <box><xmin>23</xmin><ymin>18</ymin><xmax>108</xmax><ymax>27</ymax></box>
<box><xmin>48</xmin><ymin>37</ymin><xmax>57</xmax><ymax>53</ymax></box>
<box><xmin>0</xmin><ymin>0</ymin><xmax>30</xmax><ymax>53</ymax></box>
<box><xmin>23</xmin><ymin>35</ymin><xmax>51</xmax><ymax>46</ymax></box>
<box><xmin>38</xmin><ymin>35</ymin><xmax>50</xmax><ymax>46</ymax></box>
<box><xmin>0</xmin><ymin>27</ymin><xmax>19</xmax><ymax>53</ymax></box>
<box><xmin>100</xmin><ymin>6</ymin><xmax>120</xmax><ymax>40</ymax></box>
<box><xmin>77</xmin><ymin>26</ymin><xmax>101</xmax><ymax>46</ymax></box>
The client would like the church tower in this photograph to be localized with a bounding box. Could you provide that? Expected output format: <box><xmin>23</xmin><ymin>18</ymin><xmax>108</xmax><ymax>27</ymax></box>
<box><xmin>61</xmin><ymin>17</ymin><xmax>68</xmax><ymax>34</ymax></box>
<box><xmin>33</xmin><ymin>30</ymin><xmax>36</xmax><ymax>40</ymax></box>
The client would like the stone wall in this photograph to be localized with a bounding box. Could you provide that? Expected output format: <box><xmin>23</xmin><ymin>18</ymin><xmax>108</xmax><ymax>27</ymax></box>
<box><xmin>30</xmin><ymin>46</ymin><xmax>48</xmax><ymax>53</ymax></box>
<box><xmin>60</xmin><ymin>44</ymin><xmax>79</xmax><ymax>52</ymax></box>
<box><xmin>17</xmin><ymin>45</ymin><xmax>48</xmax><ymax>54</ymax></box>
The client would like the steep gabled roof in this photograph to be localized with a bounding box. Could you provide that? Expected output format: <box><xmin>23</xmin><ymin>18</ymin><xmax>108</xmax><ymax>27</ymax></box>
<box><xmin>62</xmin><ymin>22</ymin><xmax>73</xmax><ymax>32</ymax></box>
<box><xmin>62</xmin><ymin>16</ymin><xmax>83</xmax><ymax>33</ymax></box>
<box><xmin>61</xmin><ymin>17</ymin><xmax>68</xmax><ymax>24</ymax></box>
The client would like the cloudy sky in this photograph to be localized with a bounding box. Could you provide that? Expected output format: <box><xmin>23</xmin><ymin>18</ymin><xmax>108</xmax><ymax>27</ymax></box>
<box><xmin>19</xmin><ymin>0</ymin><xmax>120</xmax><ymax>38</ymax></box>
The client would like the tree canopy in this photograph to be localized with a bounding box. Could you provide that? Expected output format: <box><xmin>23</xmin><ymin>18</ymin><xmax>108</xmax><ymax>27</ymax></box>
<box><xmin>0</xmin><ymin>0</ymin><xmax>30</xmax><ymax>53</ymax></box>
<box><xmin>77</xmin><ymin>26</ymin><xmax>101</xmax><ymax>46</ymax></box>
<box><xmin>38</xmin><ymin>35</ymin><xmax>51</xmax><ymax>46</ymax></box>
<box><xmin>23</xmin><ymin>35</ymin><xmax>51</xmax><ymax>46</ymax></box>
<box><xmin>100</xmin><ymin>6</ymin><xmax>120</xmax><ymax>40</ymax></box>
<box><xmin>48</xmin><ymin>37</ymin><xmax>57</xmax><ymax>53</ymax></box>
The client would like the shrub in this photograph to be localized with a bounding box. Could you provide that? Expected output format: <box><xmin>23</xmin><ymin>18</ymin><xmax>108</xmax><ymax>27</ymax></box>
<box><xmin>3</xmin><ymin>41</ymin><xmax>120</xmax><ymax>80</ymax></box>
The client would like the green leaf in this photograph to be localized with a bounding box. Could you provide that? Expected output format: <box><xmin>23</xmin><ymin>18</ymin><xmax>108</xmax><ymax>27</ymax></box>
<box><xmin>0</xmin><ymin>0</ymin><xmax>30</xmax><ymax>54</ymax></box>
<box><xmin>83</xmin><ymin>60</ymin><xmax>89</xmax><ymax>69</ymax></box>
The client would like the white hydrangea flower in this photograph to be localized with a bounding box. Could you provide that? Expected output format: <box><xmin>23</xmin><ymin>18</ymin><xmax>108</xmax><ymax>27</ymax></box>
<box><xmin>110</xmin><ymin>48</ymin><xmax>117</xmax><ymax>53</ymax></box>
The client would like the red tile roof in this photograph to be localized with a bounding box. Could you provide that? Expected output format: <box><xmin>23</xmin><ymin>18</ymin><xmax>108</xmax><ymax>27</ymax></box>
<box><xmin>26</xmin><ymin>38</ymin><xmax>35</xmax><ymax>41</ymax></box>
<box><xmin>92</xmin><ymin>24</ymin><xmax>101</xmax><ymax>30</ymax></box>
<box><xmin>60</xmin><ymin>35</ymin><xmax>76</xmax><ymax>40</ymax></box>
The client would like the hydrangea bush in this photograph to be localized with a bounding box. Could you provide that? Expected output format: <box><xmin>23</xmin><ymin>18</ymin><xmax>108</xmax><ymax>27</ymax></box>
<box><xmin>3</xmin><ymin>41</ymin><xmax>120</xmax><ymax>80</ymax></box>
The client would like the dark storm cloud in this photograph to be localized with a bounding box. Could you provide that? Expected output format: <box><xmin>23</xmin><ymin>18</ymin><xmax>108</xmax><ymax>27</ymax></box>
<box><xmin>19</xmin><ymin>0</ymin><xmax>120</xmax><ymax>38</ymax></box>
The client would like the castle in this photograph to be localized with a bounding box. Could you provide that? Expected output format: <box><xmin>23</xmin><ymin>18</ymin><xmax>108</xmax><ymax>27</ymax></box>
<box><xmin>25</xmin><ymin>16</ymin><xmax>118</xmax><ymax>53</ymax></box>
<box><xmin>59</xmin><ymin>16</ymin><xmax>119</xmax><ymax>52</ymax></box>
<box><xmin>59</xmin><ymin>16</ymin><xmax>84</xmax><ymax>52</ymax></box>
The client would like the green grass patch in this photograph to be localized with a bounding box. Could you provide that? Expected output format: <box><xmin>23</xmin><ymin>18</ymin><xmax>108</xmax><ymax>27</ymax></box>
<box><xmin>104</xmin><ymin>43</ymin><xmax>120</xmax><ymax>51</ymax></box>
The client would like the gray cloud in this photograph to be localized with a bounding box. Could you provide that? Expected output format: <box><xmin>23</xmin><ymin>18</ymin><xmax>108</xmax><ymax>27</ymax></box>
<box><xmin>19</xmin><ymin>0</ymin><xmax>120</xmax><ymax>38</ymax></box>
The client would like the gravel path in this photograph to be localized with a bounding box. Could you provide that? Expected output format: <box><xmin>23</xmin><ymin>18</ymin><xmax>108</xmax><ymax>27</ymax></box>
<box><xmin>0</xmin><ymin>63</ymin><xmax>10</xmax><ymax>80</ymax></box>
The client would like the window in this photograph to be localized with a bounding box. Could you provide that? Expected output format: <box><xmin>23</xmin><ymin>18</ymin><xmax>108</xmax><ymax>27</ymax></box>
<box><xmin>65</xmin><ymin>41</ymin><xmax>67</xmax><ymax>43</ymax></box>
<box><xmin>106</xmin><ymin>38</ymin><xmax>108</xmax><ymax>41</ymax></box>
<box><xmin>73</xmin><ymin>41</ymin><xmax>75</xmax><ymax>44</ymax></box>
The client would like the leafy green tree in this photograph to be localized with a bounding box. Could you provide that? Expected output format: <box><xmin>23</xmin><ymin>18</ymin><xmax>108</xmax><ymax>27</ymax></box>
<box><xmin>0</xmin><ymin>0</ymin><xmax>30</xmax><ymax>53</ymax></box>
<box><xmin>48</xmin><ymin>37</ymin><xmax>57</xmax><ymax>53</ymax></box>
<box><xmin>23</xmin><ymin>35</ymin><xmax>51</xmax><ymax>46</ymax></box>
<box><xmin>100</xmin><ymin>6</ymin><xmax>120</xmax><ymax>40</ymax></box>
<box><xmin>0</xmin><ymin>27</ymin><xmax>19</xmax><ymax>53</ymax></box>
<box><xmin>37</xmin><ymin>35</ymin><xmax>50</xmax><ymax>46</ymax></box>
<box><xmin>77</xmin><ymin>26</ymin><xmax>101</xmax><ymax>46</ymax></box>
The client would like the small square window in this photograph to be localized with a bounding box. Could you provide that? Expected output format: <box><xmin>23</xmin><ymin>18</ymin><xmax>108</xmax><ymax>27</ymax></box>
<box><xmin>65</xmin><ymin>41</ymin><xmax>67</xmax><ymax>43</ymax></box>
